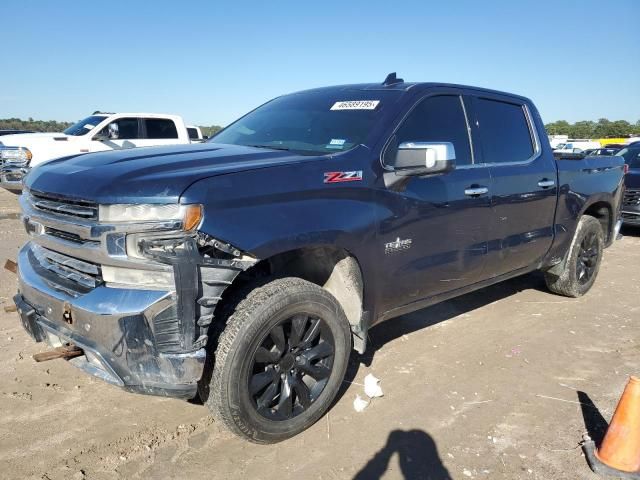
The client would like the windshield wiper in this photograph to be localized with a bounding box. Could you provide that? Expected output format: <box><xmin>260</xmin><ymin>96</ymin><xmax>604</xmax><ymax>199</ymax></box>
<box><xmin>247</xmin><ymin>144</ymin><xmax>291</xmax><ymax>151</ymax></box>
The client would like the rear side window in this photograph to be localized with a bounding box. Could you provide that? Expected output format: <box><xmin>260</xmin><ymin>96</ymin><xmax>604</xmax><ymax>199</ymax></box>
<box><xmin>145</xmin><ymin>118</ymin><xmax>178</xmax><ymax>139</ymax></box>
<box><xmin>392</xmin><ymin>95</ymin><xmax>472</xmax><ymax>166</ymax></box>
<box><xmin>187</xmin><ymin>127</ymin><xmax>199</xmax><ymax>140</ymax></box>
<box><xmin>475</xmin><ymin>98</ymin><xmax>534</xmax><ymax>164</ymax></box>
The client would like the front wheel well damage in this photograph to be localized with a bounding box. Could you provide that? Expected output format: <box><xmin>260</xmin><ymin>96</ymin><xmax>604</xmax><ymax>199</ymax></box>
<box><xmin>210</xmin><ymin>246</ymin><xmax>368</xmax><ymax>353</ymax></box>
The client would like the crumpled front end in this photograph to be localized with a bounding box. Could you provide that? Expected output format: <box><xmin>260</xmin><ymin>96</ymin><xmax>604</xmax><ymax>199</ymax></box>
<box><xmin>14</xmin><ymin>190</ymin><xmax>255</xmax><ymax>399</ymax></box>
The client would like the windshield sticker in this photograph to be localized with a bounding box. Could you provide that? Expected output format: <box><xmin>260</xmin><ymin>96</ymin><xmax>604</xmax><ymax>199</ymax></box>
<box><xmin>83</xmin><ymin>124</ymin><xmax>95</xmax><ymax>130</ymax></box>
<box><xmin>327</xmin><ymin>138</ymin><xmax>346</xmax><ymax>149</ymax></box>
<box><xmin>324</xmin><ymin>171</ymin><xmax>363</xmax><ymax>183</ymax></box>
<box><xmin>330</xmin><ymin>100</ymin><xmax>380</xmax><ymax>111</ymax></box>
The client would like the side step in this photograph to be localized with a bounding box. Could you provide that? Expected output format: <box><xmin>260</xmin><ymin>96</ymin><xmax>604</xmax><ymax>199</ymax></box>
<box><xmin>33</xmin><ymin>345</ymin><xmax>84</xmax><ymax>362</ymax></box>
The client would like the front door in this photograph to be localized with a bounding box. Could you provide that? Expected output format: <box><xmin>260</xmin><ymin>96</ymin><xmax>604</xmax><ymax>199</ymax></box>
<box><xmin>91</xmin><ymin>117</ymin><xmax>144</xmax><ymax>151</ymax></box>
<box><xmin>376</xmin><ymin>93</ymin><xmax>492</xmax><ymax>313</ymax></box>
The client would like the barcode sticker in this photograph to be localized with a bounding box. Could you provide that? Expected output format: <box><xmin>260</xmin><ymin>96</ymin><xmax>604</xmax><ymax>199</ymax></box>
<box><xmin>330</xmin><ymin>100</ymin><xmax>380</xmax><ymax>111</ymax></box>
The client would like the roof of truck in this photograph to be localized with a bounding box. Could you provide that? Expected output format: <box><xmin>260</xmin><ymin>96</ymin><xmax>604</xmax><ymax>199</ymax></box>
<box><xmin>98</xmin><ymin>112</ymin><xmax>184</xmax><ymax>119</ymax></box>
<box><xmin>294</xmin><ymin>79</ymin><xmax>532</xmax><ymax>103</ymax></box>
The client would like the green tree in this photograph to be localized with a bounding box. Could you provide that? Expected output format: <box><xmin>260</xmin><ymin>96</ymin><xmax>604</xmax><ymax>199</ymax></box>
<box><xmin>199</xmin><ymin>125</ymin><xmax>223</xmax><ymax>138</ymax></box>
<box><xmin>545</xmin><ymin>118</ymin><xmax>638</xmax><ymax>138</ymax></box>
<box><xmin>570</xmin><ymin>121</ymin><xmax>595</xmax><ymax>138</ymax></box>
<box><xmin>545</xmin><ymin>120</ymin><xmax>571</xmax><ymax>135</ymax></box>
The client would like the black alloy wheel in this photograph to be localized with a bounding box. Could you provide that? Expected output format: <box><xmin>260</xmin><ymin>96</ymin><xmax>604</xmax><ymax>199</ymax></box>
<box><xmin>249</xmin><ymin>314</ymin><xmax>335</xmax><ymax>420</ymax></box>
<box><xmin>543</xmin><ymin>215</ymin><xmax>604</xmax><ymax>298</ymax></box>
<box><xmin>577</xmin><ymin>230</ymin><xmax>599</xmax><ymax>285</ymax></box>
<box><xmin>203</xmin><ymin>277</ymin><xmax>351</xmax><ymax>443</ymax></box>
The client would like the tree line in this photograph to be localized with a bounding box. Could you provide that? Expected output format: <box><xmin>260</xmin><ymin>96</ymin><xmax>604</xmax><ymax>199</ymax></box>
<box><xmin>0</xmin><ymin>117</ymin><xmax>223</xmax><ymax>137</ymax></box>
<box><xmin>2</xmin><ymin>116</ymin><xmax>639</xmax><ymax>140</ymax></box>
<box><xmin>544</xmin><ymin>118</ymin><xmax>640</xmax><ymax>138</ymax></box>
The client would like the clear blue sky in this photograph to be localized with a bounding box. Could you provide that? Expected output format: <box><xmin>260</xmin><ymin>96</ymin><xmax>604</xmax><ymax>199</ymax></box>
<box><xmin>3</xmin><ymin>0</ymin><xmax>639</xmax><ymax>127</ymax></box>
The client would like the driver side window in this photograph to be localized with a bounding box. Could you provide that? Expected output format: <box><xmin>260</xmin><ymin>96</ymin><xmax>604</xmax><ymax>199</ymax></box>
<box><xmin>392</xmin><ymin>95</ymin><xmax>473</xmax><ymax>166</ymax></box>
<box><xmin>98</xmin><ymin>118</ymin><xmax>141</xmax><ymax>140</ymax></box>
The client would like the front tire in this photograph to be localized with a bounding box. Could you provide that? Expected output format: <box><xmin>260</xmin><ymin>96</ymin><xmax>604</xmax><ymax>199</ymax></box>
<box><xmin>544</xmin><ymin>215</ymin><xmax>604</xmax><ymax>297</ymax></box>
<box><xmin>204</xmin><ymin>277</ymin><xmax>351</xmax><ymax>443</ymax></box>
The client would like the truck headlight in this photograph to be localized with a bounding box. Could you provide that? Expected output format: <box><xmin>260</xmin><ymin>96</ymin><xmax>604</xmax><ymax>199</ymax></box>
<box><xmin>0</xmin><ymin>147</ymin><xmax>32</xmax><ymax>165</ymax></box>
<box><xmin>99</xmin><ymin>204</ymin><xmax>202</xmax><ymax>229</ymax></box>
<box><xmin>101</xmin><ymin>265</ymin><xmax>175</xmax><ymax>289</ymax></box>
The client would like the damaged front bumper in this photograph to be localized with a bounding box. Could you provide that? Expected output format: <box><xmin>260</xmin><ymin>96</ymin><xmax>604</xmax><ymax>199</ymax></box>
<box><xmin>15</xmin><ymin>191</ymin><xmax>256</xmax><ymax>399</ymax></box>
<box><xmin>15</xmin><ymin>244</ymin><xmax>206</xmax><ymax>398</ymax></box>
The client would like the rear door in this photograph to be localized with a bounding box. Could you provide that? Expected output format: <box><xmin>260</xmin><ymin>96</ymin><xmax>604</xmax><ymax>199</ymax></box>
<box><xmin>469</xmin><ymin>95</ymin><xmax>557</xmax><ymax>276</ymax></box>
<box><xmin>139</xmin><ymin>118</ymin><xmax>181</xmax><ymax>147</ymax></box>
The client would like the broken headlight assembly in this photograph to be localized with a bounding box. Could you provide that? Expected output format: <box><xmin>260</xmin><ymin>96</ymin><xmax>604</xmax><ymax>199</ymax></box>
<box><xmin>99</xmin><ymin>204</ymin><xmax>203</xmax><ymax>290</ymax></box>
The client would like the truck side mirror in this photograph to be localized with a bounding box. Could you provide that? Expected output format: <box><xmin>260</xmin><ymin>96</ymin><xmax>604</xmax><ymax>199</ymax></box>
<box><xmin>93</xmin><ymin>123</ymin><xmax>119</xmax><ymax>141</ymax></box>
<box><xmin>392</xmin><ymin>141</ymin><xmax>456</xmax><ymax>175</ymax></box>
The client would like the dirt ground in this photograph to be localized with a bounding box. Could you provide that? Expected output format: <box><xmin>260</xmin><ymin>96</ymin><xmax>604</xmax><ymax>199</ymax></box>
<box><xmin>0</xmin><ymin>187</ymin><xmax>638</xmax><ymax>480</ymax></box>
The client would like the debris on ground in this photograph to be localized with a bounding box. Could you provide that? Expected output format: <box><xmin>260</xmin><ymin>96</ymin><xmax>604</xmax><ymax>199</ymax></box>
<box><xmin>353</xmin><ymin>394</ymin><xmax>370</xmax><ymax>412</ymax></box>
<box><xmin>364</xmin><ymin>373</ymin><xmax>383</xmax><ymax>398</ymax></box>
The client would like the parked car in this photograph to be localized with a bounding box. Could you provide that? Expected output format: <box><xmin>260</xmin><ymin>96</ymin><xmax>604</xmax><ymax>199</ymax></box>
<box><xmin>618</xmin><ymin>144</ymin><xmax>640</xmax><ymax>225</ymax></box>
<box><xmin>13</xmin><ymin>75</ymin><xmax>624</xmax><ymax>443</ymax></box>
<box><xmin>553</xmin><ymin>140</ymin><xmax>602</xmax><ymax>155</ymax></box>
<box><xmin>0</xmin><ymin>129</ymin><xmax>34</xmax><ymax>136</ymax></box>
<box><xmin>586</xmin><ymin>147</ymin><xmax>620</xmax><ymax>156</ymax></box>
<box><xmin>0</xmin><ymin>112</ymin><xmax>194</xmax><ymax>193</ymax></box>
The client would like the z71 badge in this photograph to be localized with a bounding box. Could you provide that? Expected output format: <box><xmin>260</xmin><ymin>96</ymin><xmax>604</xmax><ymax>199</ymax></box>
<box><xmin>324</xmin><ymin>171</ymin><xmax>363</xmax><ymax>183</ymax></box>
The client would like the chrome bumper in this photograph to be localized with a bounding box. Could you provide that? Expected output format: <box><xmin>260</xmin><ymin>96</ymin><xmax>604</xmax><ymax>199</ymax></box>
<box><xmin>0</xmin><ymin>165</ymin><xmax>27</xmax><ymax>193</ymax></box>
<box><xmin>16</xmin><ymin>241</ymin><xmax>205</xmax><ymax>399</ymax></box>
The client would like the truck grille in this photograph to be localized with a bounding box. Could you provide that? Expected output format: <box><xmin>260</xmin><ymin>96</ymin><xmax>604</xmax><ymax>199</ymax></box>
<box><xmin>623</xmin><ymin>188</ymin><xmax>640</xmax><ymax>207</ymax></box>
<box><xmin>30</xmin><ymin>244</ymin><xmax>101</xmax><ymax>290</ymax></box>
<box><xmin>29</xmin><ymin>191</ymin><xmax>98</xmax><ymax>220</ymax></box>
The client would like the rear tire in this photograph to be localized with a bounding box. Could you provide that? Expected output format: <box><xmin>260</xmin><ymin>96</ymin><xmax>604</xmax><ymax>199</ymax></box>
<box><xmin>544</xmin><ymin>215</ymin><xmax>604</xmax><ymax>297</ymax></box>
<box><xmin>203</xmin><ymin>277</ymin><xmax>351</xmax><ymax>443</ymax></box>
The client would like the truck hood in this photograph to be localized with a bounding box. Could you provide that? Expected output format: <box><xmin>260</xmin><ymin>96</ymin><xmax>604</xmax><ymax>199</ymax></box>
<box><xmin>0</xmin><ymin>132</ymin><xmax>69</xmax><ymax>146</ymax></box>
<box><xmin>24</xmin><ymin>143</ymin><xmax>318</xmax><ymax>204</ymax></box>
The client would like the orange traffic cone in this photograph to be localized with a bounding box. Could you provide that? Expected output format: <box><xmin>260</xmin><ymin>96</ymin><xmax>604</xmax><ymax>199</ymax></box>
<box><xmin>583</xmin><ymin>376</ymin><xmax>640</xmax><ymax>478</ymax></box>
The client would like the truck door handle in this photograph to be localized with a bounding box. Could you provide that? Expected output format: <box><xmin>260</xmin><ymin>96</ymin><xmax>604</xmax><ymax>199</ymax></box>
<box><xmin>537</xmin><ymin>179</ymin><xmax>555</xmax><ymax>188</ymax></box>
<box><xmin>464</xmin><ymin>186</ymin><xmax>489</xmax><ymax>197</ymax></box>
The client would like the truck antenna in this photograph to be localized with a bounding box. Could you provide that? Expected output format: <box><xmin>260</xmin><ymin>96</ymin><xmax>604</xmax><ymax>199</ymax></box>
<box><xmin>382</xmin><ymin>72</ymin><xmax>404</xmax><ymax>86</ymax></box>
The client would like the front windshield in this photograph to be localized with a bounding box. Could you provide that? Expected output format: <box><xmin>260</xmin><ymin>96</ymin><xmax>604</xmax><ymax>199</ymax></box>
<box><xmin>616</xmin><ymin>147</ymin><xmax>640</xmax><ymax>168</ymax></box>
<box><xmin>210</xmin><ymin>90</ymin><xmax>401</xmax><ymax>155</ymax></box>
<box><xmin>63</xmin><ymin>115</ymin><xmax>107</xmax><ymax>136</ymax></box>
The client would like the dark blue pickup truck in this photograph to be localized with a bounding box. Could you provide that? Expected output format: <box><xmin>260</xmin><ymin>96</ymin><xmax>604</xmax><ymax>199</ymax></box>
<box><xmin>13</xmin><ymin>74</ymin><xmax>625</xmax><ymax>443</ymax></box>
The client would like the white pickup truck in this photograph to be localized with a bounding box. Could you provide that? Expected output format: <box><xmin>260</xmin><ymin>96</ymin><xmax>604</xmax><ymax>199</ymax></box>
<box><xmin>0</xmin><ymin>112</ymin><xmax>198</xmax><ymax>192</ymax></box>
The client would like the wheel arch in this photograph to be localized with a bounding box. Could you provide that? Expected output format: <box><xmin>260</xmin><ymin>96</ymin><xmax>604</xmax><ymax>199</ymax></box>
<box><xmin>216</xmin><ymin>244</ymin><xmax>369</xmax><ymax>353</ymax></box>
<box><xmin>581</xmin><ymin>199</ymin><xmax>614</xmax><ymax>244</ymax></box>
